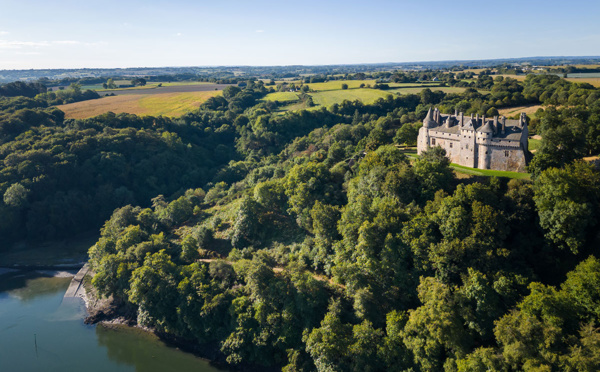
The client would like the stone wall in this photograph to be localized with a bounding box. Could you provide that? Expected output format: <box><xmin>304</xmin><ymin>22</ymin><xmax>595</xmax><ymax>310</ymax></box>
<box><xmin>489</xmin><ymin>146</ymin><xmax>527</xmax><ymax>172</ymax></box>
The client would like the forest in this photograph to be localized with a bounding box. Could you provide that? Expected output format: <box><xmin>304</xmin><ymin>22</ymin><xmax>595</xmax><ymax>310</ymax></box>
<box><xmin>1</xmin><ymin>70</ymin><xmax>600</xmax><ymax>371</ymax></box>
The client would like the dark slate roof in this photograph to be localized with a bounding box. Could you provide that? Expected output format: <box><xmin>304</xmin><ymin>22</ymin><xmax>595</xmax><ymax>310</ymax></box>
<box><xmin>423</xmin><ymin>107</ymin><xmax>436</xmax><ymax>127</ymax></box>
<box><xmin>427</xmin><ymin>111</ymin><xmax>526</xmax><ymax>141</ymax></box>
<box><xmin>477</xmin><ymin>121</ymin><xmax>495</xmax><ymax>133</ymax></box>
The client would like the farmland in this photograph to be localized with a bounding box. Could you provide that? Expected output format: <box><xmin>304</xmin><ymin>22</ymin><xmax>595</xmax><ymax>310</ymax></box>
<box><xmin>59</xmin><ymin>90</ymin><xmax>221</xmax><ymax>119</ymax></box>
<box><xmin>264</xmin><ymin>81</ymin><xmax>469</xmax><ymax>112</ymax></box>
<box><xmin>303</xmin><ymin>80</ymin><xmax>439</xmax><ymax>91</ymax></box>
<box><xmin>499</xmin><ymin>104</ymin><xmax>544</xmax><ymax>118</ymax></box>
<box><xmin>96</xmin><ymin>82</ymin><xmax>230</xmax><ymax>95</ymax></box>
<box><xmin>311</xmin><ymin>89</ymin><xmax>393</xmax><ymax>106</ymax></box>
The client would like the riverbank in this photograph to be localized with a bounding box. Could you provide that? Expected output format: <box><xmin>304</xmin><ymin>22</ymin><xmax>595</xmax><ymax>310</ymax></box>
<box><xmin>80</xmin><ymin>269</ymin><xmax>273</xmax><ymax>372</ymax></box>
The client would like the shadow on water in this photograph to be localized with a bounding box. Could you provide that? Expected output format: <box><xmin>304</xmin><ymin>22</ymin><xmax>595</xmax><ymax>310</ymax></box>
<box><xmin>96</xmin><ymin>324</ymin><xmax>226</xmax><ymax>372</ymax></box>
<box><xmin>0</xmin><ymin>271</ymin><xmax>72</xmax><ymax>302</ymax></box>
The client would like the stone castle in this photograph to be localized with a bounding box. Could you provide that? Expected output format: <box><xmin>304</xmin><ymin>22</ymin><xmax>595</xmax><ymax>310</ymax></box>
<box><xmin>417</xmin><ymin>108</ymin><xmax>529</xmax><ymax>172</ymax></box>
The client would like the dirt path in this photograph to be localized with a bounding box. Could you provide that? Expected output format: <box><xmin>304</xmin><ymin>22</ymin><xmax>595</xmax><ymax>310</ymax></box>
<box><xmin>64</xmin><ymin>263</ymin><xmax>89</xmax><ymax>299</ymax></box>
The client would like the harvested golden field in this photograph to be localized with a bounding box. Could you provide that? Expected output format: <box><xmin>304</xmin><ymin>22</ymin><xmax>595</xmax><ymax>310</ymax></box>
<box><xmin>497</xmin><ymin>74</ymin><xmax>527</xmax><ymax>81</ymax></box>
<box><xmin>499</xmin><ymin>105</ymin><xmax>544</xmax><ymax>117</ymax></box>
<box><xmin>566</xmin><ymin>77</ymin><xmax>600</xmax><ymax>87</ymax></box>
<box><xmin>59</xmin><ymin>91</ymin><xmax>221</xmax><ymax>119</ymax></box>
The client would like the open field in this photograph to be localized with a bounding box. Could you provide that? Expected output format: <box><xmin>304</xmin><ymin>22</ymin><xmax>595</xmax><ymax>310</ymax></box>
<box><xmin>497</xmin><ymin>74</ymin><xmax>528</xmax><ymax>81</ymax></box>
<box><xmin>565</xmin><ymin>77</ymin><xmax>600</xmax><ymax>87</ymax></box>
<box><xmin>449</xmin><ymin>164</ymin><xmax>531</xmax><ymax>179</ymax></box>
<box><xmin>263</xmin><ymin>92</ymin><xmax>301</xmax><ymax>102</ymax></box>
<box><xmin>270</xmin><ymin>85</ymin><xmax>473</xmax><ymax>112</ymax></box>
<box><xmin>499</xmin><ymin>104</ymin><xmax>544</xmax><ymax>117</ymax></box>
<box><xmin>59</xmin><ymin>91</ymin><xmax>221</xmax><ymax>119</ymax></box>
<box><xmin>390</xmin><ymin>87</ymin><xmax>469</xmax><ymax>95</ymax></box>
<box><xmin>96</xmin><ymin>83</ymin><xmax>230</xmax><ymax>96</ymax></box>
<box><xmin>496</xmin><ymin>74</ymin><xmax>600</xmax><ymax>87</ymax></box>
<box><xmin>311</xmin><ymin>89</ymin><xmax>393</xmax><ymax>106</ymax></box>
<box><xmin>81</xmin><ymin>80</ymin><xmax>221</xmax><ymax>91</ymax></box>
<box><xmin>303</xmin><ymin>80</ymin><xmax>439</xmax><ymax>91</ymax></box>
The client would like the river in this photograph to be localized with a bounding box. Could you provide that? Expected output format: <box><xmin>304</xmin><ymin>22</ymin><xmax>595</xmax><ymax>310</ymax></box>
<box><xmin>0</xmin><ymin>271</ymin><xmax>223</xmax><ymax>372</ymax></box>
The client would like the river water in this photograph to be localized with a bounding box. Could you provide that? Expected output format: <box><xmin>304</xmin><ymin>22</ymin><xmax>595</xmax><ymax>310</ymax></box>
<box><xmin>0</xmin><ymin>271</ymin><xmax>223</xmax><ymax>372</ymax></box>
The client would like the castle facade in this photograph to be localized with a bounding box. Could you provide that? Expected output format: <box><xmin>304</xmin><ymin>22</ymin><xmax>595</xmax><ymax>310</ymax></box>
<box><xmin>417</xmin><ymin>108</ymin><xmax>529</xmax><ymax>172</ymax></box>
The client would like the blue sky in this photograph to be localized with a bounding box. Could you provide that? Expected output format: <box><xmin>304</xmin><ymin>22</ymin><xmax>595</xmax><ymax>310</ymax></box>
<box><xmin>0</xmin><ymin>0</ymin><xmax>598</xmax><ymax>69</ymax></box>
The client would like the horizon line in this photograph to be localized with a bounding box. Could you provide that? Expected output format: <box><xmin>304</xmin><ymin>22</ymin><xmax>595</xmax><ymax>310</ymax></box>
<box><xmin>1</xmin><ymin>55</ymin><xmax>599</xmax><ymax>73</ymax></box>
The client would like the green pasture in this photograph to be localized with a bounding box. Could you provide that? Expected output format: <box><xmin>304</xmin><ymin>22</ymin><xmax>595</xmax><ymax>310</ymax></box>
<box><xmin>305</xmin><ymin>80</ymin><xmax>377</xmax><ymax>91</ymax></box>
<box><xmin>304</xmin><ymin>80</ymin><xmax>439</xmax><ymax>92</ymax></box>
<box><xmin>311</xmin><ymin>89</ymin><xmax>393</xmax><ymax>106</ymax></box>
<box><xmin>263</xmin><ymin>92</ymin><xmax>301</xmax><ymax>102</ymax></box>
<box><xmin>390</xmin><ymin>87</ymin><xmax>469</xmax><ymax>95</ymax></box>
<box><xmin>449</xmin><ymin>163</ymin><xmax>531</xmax><ymax>179</ymax></box>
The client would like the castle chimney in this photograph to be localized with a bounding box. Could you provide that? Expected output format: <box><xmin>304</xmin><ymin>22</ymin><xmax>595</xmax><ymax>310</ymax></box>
<box><xmin>493</xmin><ymin>116</ymin><xmax>498</xmax><ymax>134</ymax></box>
<box><xmin>482</xmin><ymin>114</ymin><xmax>486</xmax><ymax>126</ymax></box>
<box><xmin>455</xmin><ymin>109</ymin><xmax>458</xmax><ymax>116</ymax></box>
<box><xmin>501</xmin><ymin>116</ymin><xmax>506</xmax><ymax>134</ymax></box>
<box><xmin>459</xmin><ymin>112</ymin><xmax>464</xmax><ymax>126</ymax></box>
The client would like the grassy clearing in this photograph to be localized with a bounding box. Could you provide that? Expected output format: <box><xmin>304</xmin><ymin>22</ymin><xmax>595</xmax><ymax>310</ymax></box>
<box><xmin>449</xmin><ymin>163</ymin><xmax>530</xmax><ymax>179</ymax></box>
<box><xmin>528</xmin><ymin>138</ymin><xmax>542</xmax><ymax>151</ymax></box>
<box><xmin>59</xmin><ymin>91</ymin><xmax>221</xmax><ymax>119</ymax></box>
<box><xmin>263</xmin><ymin>92</ymin><xmax>300</xmax><ymax>102</ymax></box>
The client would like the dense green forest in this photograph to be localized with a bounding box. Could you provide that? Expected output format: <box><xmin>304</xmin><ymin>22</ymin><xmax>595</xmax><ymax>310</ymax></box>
<box><xmin>2</xmin><ymin>71</ymin><xmax>600</xmax><ymax>371</ymax></box>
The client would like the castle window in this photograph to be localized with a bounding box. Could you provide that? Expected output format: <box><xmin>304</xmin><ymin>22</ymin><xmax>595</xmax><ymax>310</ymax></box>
<box><xmin>466</xmin><ymin>144</ymin><xmax>469</xmax><ymax>149</ymax></box>
<box><xmin>449</xmin><ymin>143</ymin><xmax>453</xmax><ymax>148</ymax></box>
<box><xmin>505</xmin><ymin>150</ymin><xmax>509</xmax><ymax>157</ymax></box>
<box><xmin>432</xmin><ymin>138</ymin><xmax>436</xmax><ymax>145</ymax></box>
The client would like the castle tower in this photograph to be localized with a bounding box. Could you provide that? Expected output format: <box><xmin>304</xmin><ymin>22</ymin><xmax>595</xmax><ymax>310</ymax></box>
<box><xmin>417</xmin><ymin>107</ymin><xmax>436</xmax><ymax>154</ymax></box>
<box><xmin>477</xmin><ymin>120</ymin><xmax>494</xmax><ymax>169</ymax></box>
<box><xmin>460</xmin><ymin>114</ymin><xmax>477</xmax><ymax>167</ymax></box>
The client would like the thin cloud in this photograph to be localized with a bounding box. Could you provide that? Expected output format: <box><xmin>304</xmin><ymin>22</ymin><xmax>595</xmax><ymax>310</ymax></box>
<box><xmin>0</xmin><ymin>31</ymin><xmax>9</xmax><ymax>36</ymax></box>
<box><xmin>0</xmin><ymin>39</ymin><xmax>101</xmax><ymax>49</ymax></box>
<box><xmin>176</xmin><ymin>32</ymin><xmax>183</xmax><ymax>37</ymax></box>
<box><xmin>53</xmin><ymin>40</ymin><xmax>82</xmax><ymax>45</ymax></box>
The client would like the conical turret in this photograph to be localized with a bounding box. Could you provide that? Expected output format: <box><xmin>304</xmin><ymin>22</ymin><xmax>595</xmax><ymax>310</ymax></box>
<box><xmin>423</xmin><ymin>107</ymin><xmax>436</xmax><ymax>128</ymax></box>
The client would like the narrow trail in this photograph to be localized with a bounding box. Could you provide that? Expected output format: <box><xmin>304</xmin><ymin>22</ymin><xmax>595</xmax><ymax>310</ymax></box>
<box><xmin>197</xmin><ymin>259</ymin><xmax>341</xmax><ymax>287</ymax></box>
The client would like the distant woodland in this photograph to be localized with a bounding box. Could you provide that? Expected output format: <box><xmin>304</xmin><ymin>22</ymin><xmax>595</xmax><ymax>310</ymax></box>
<box><xmin>1</xmin><ymin>65</ymin><xmax>600</xmax><ymax>371</ymax></box>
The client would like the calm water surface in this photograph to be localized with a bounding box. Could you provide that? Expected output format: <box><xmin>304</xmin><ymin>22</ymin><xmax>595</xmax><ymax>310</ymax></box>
<box><xmin>0</xmin><ymin>272</ymin><xmax>223</xmax><ymax>372</ymax></box>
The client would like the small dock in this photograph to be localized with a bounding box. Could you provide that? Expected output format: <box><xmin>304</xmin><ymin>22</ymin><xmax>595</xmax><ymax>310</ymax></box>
<box><xmin>64</xmin><ymin>263</ymin><xmax>89</xmax><ymax>298</ymax></box>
